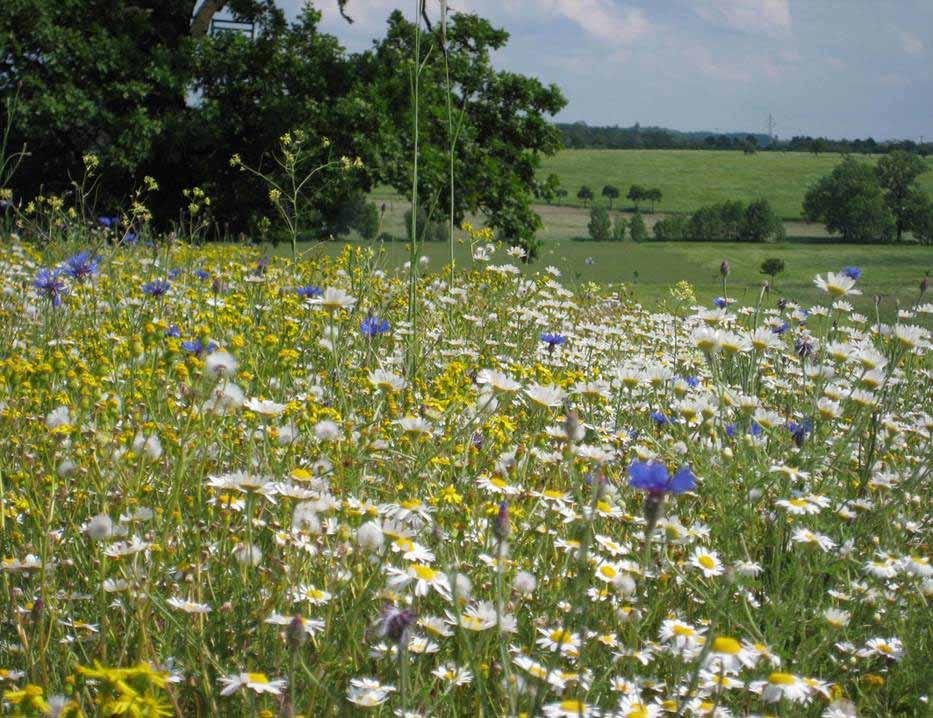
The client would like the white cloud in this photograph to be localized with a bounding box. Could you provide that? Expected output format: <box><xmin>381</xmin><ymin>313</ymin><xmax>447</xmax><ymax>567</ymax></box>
<box><xmin>901</xmin><ymin>31</ymin><xmax>923</xmax><ymax>56</ymax></box>
<box><xmin>306</xmin><ymin>0</ymin><xmax>651</xmax><ymax>49</ymax></box>
<box><xmin>692</xmin><ymin>0</ymin><xmax>791</xmax><ymax>38</ymax></box>
<box><xmin>549</xmin><ymin>0</ymin><xmax>650</xmax><ymax>44</ymax></box>
<box><xmin>684</xmin><ymin>45</ymin><xmax>753</xmax><ymax>82</ymax></box>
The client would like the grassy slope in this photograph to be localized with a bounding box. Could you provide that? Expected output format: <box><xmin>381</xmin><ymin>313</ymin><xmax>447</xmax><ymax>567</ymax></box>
<box><xmin>274</xmin><ymin>238</ymin><xmax>932</xmax><ymax>319</ymax></box>
<box><xmin>293</xmin><ymin>149</ymin><xmax>933</xmax><ymax>317</ymax></box>
<box><xmin>538</xmin><ymin>149</ymin><xmax>933</xmax><ymax>219</ymax></box>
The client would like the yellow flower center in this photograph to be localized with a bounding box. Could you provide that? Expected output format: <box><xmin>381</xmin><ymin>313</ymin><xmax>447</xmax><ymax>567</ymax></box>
<box><xmin>698</xmin><ymin>554</ymin><xmax>716</xmax><ymax>569</ymax></box>
<box><xmin>247</xmin><ymin>673</ymin><xmax>269</xmax><ymax>684</ymax></box>
<box><xmin>412</xmin><ymin>564</ymin><xmax>438</xmax><ymax>581</ymax></box>
<box><xmin>769</xmin><ymin>672</ymin><xmax>797</xmax><ymax>685</ymax></box>
<box><xmin>550</xmin><ymin>629</ymin><xmax>572</xmax><ymax>644</ymax></box>
<box><xmin>712</xmin><ymin>636</ymin><xmax>742</xmax><ymax>655</ymax></box>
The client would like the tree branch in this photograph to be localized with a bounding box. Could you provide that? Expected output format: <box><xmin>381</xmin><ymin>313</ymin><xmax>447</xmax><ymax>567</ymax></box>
<box><xmin>190</xmin><ymin>0</ymin><xmax>228</xmax><ymax>36</ymax></box>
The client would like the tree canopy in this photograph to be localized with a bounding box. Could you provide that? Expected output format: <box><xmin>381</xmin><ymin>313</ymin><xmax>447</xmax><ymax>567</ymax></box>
<box><xmin>803</xmin><ymin>158</ymin><xmax>894</xmax><ymax>243</ymax></box>
<box><xmin>1</xmin><ymin>1</ymin><xmax>566</xmax><ymax>255</ymax></box>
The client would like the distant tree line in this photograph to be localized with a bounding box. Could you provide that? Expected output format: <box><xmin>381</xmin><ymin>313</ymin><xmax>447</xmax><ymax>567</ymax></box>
<box><xmin>558</xmin><ymin>122</ymin><xmax>932</xmax><ymax>156</ymax></box>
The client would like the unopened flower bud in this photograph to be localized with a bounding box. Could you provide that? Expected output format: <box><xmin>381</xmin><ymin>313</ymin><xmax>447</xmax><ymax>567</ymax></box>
<box><xmin>493</xmin><ymin>501</ymin><xmax>510</xmax><ymax>542</ymax></box>
<box><xmin>287</xmin><ymin>614</ymin><xmax>307</xmax><ymax>651</ymax></box>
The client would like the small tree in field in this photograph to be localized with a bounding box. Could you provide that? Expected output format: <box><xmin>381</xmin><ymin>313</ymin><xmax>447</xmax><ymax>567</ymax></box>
<box><xmin>577</xmin><ymin>185</ymin><xmax>594</xmax><ymax>207</ymax></box>
<box><xmin>760</xmin><ymin>257</ymin><xmax>785</xmax><ymax>286</ymax></box>
<box><xmin>646</xmin><ymin>188</ymin><xmax>662</xmax><ymax>212</ymax></box>
<box><xmin>613</xmin><ymin>214</ymin><xmax>628</xmax><ymax>241</ymax></box>
<box><xmin>627</xmin><ymin>184</ymin><xmax>645</xmax><ymax>211</ymax></box>
<box><xmin>629</xmin><ymin>211</ymin><xmax>647</xmax><ymax>242</ymax></box>
<box><xmin>588</xmin><ymin>204</ymin><xmax>612</xmax><ymax>241</ymax></box>
<box><xmin>602</xmin><ymin>184</ymin><xmax>620</xmax><ymax>209</ymax></box>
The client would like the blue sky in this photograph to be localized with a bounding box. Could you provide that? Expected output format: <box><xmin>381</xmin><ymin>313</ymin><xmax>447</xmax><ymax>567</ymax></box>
<box><xmin>277</xmin><ymin>1</ymin><xmax>932</xmax><ymax>141</ymax></box>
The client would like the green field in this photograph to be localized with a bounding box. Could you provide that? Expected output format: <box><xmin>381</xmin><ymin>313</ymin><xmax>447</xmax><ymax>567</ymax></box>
<box><xmin>538</xmin><ymin>149</ymin><xmax>933</xmax><ymax>219</ymax></box>
<box><xmin>272</xmin><ymin>237</ymin><xmax>932</xmax><ymax>319</ymax></box>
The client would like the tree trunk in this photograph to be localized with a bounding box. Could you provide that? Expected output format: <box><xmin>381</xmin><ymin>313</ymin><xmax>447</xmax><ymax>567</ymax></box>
<box><xmin>190</xmin><ymin>0</ymin><xmax>228</xmax><ymax>36</ymax></box>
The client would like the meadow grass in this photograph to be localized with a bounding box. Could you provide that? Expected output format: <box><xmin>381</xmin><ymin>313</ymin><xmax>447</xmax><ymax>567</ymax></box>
<box><xmin>1</xmin><ymin>234</ymin><xmax>931</xmax><ymax>717</ymax></box>
<box><xmin>274</xmin><ymin>237</ymin><xmax>932</xmax><ymax>320</ymax></box>
<box><xmin>535</xmin><ymin>150</ymin><xmax>933</xmax><ymax>219</ymax></box>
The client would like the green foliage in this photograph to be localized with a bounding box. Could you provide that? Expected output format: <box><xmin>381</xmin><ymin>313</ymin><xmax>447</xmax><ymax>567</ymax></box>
<box><xmin>629</xmin><ymin>211</ymin><xmax>646</xmax><ymax>243</ymax></box>
<box><xmin>0</xmin><ymin>0</ymin><xmax>202</xmax><ymax>206</ymax></box>
<box><xmin>586</xmin><ymin>204</ymin><xmax>612</xmax><ymax>242</ymax></box>
<box><xmin>645</xmin><ymin>187</ymin><xmax>662</xmax><ymax>212</ymax></box>
<box><xmin>2</xmin><ymin>2</ymin><xmax>565</xmax><ymax>253</ymax></box>
<box><xmin>360</xmin><ymin>11</ymin><xmax>565</xmax><ymax>260</ymax></box>
<box><xmin>404</xmin><ymin>206</ymin><xmax>447</xmax><ymax>244</ymax></box>
<box><xmin>337</xmin><ymin>191</ymin><xmax>380</xmax><ymax>240</ymax></box>
<box><xmin>613</xmin><ymin>214</ymin><xmax>628</xmax><ymax>242</ymax></box>
<box><xmin>803</xmin><ymin>157</ymin><xmax>895</xmax><ymax>243</ymax></box>
<box><xmin>652</xmin><ymin>198</ymin><xmax>784</xmax><ymax>243</ymax></box>
<box><xmin>759</xmin><ymin>257</ymin><xmax>785</xmax><ymax>278</ymax></box>
<box><xmin>627</xmin><ymin>184</ymin><xmax>645</xmax><ymax>210</ymax></box>
<box><xmin>652</xmin><ymin>214</ymin><xmax>688</xmax><ymax>242</ymax></box>
<box><xmin>539</xmin><ymin>173</ymin><xmax>562</xmax><ymax>205</ymax></box>
<box><xmin>601</xmin><ymin>184</ymin><xmax>619</xmax><ymax>208</ymax></box>
<box><xmin>577</xmin><ymin>185</ymin><xmax>594</xmax><ymax>206</ymax></box>
<box><xmin>875</xmin><ymin>150</ymin><xmax>929</xmax><ymax>241</ymax></box>
<box><xmin>741</xmin><ymin>198</ymin><xmax>785</xmax><ymax>243</ymax></box>
<box><xmin>906</xmin><ymin>192</ymin><xmax>933</xmax><ymax>245</ymax></box>
<box><xmin>687</xmin><ymin>200</ymin><xmax>745</xmax><ymax>241</ymax></box>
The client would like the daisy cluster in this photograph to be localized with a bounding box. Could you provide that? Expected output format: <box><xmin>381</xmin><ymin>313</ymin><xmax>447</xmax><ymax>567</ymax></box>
<box><xmin>0</xmin><ymin>239</ymin><xmax>930</xmax><ymax>717</ymax></box>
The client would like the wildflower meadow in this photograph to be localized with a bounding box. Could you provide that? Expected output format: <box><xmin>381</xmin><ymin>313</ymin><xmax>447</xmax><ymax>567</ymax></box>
<box><xmin>0</xmin><ymin>235</ymin><xmax>931</xmax><ymax>718</ymax></box>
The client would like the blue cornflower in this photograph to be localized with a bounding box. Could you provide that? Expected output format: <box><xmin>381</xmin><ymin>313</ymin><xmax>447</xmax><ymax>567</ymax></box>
<box><xmin>34</xmin><ymin>268</ymin><xmax>68</xmax><ymax>307</ymax></box>
<box><xmin>141</xmin><ymin>279</ymin><xmax>171</xmax><ymax>298</ymax></box>
<box><xmin>98</xmin><ymin>216</ymin><xmax>119</xmax><ymax>229</ymax></box>
<box><xmin>584</xmin><ymin>257</ymin><xmax>594</xmax><ymax>265</ymax></box>
<box><xmin>122</xmin><ymin>231</ymin><xmax>138</xmax><ymax>244</ymax></box>
<box><xmin>62</xmin><ymin>252</ymin><xmax>100</xmax><ymax>282</ymax></box>
<box><xmin>650</xmin><ymin>411</ymin><xmax>671</xmax><ymax>426</ymax></box>
<box><xmin>726</xmin><ymin>422</ymin><xmax>761</xmax><ymax>438</ymax></box>
<box><xmin>168</xmin><ymin>268</ymin><xmax>183</xmax><ymax>280</ymax></box>
<box><xmin>540</xmin><ymin>332</ymin><xmax>568</xmax><ymax>350</ymax></box>
<box><xmin>628</xmin><ymin>461</ymin><xmax>696</xmax><ymax>495</ymax></box>
<box><xmin>787</xmin><ymin>418</ymin><xmax>813</xmax><ymax>448</ymax></box>
<box><xmin>713</xmin><ymin>296</ymin><xmax>728</xmax><ymax>309</ymax></box>
<box><xmin>165</xmin><ymin>325</ymin><xmax>182</xmax><ymax>338</ymax></box>
<box><xmin>180</xmin><ymin>338</ymin><xmax>217</xmax><ymax>355</ymax></box>
<box><xmin>683</xmin><ymin>376</ymin><xmax>700</xmax><ymax>388</ymax></box>
<box><xmin>841</xmin><ymin>266</ymin><xmax>861</xmax><ymax>281</ymax></box>
<box><xmin>296</xmin><ymin>285</ymin><xmax>324</xmax><ymax>299</ymax></box>
<box><xmin>194</xmin><ymin>269</ymin><xmax>211</xmax><ymax>281</ymax></box>
<box><xmin>772</xmin><ymin>321</ymin><xmax>789</xmax><ymax>335</ymax></box>
<box><xmin>360</xmin><ymin>315</ymin><xmax>391</xmax><ymax>338</ymax></box>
